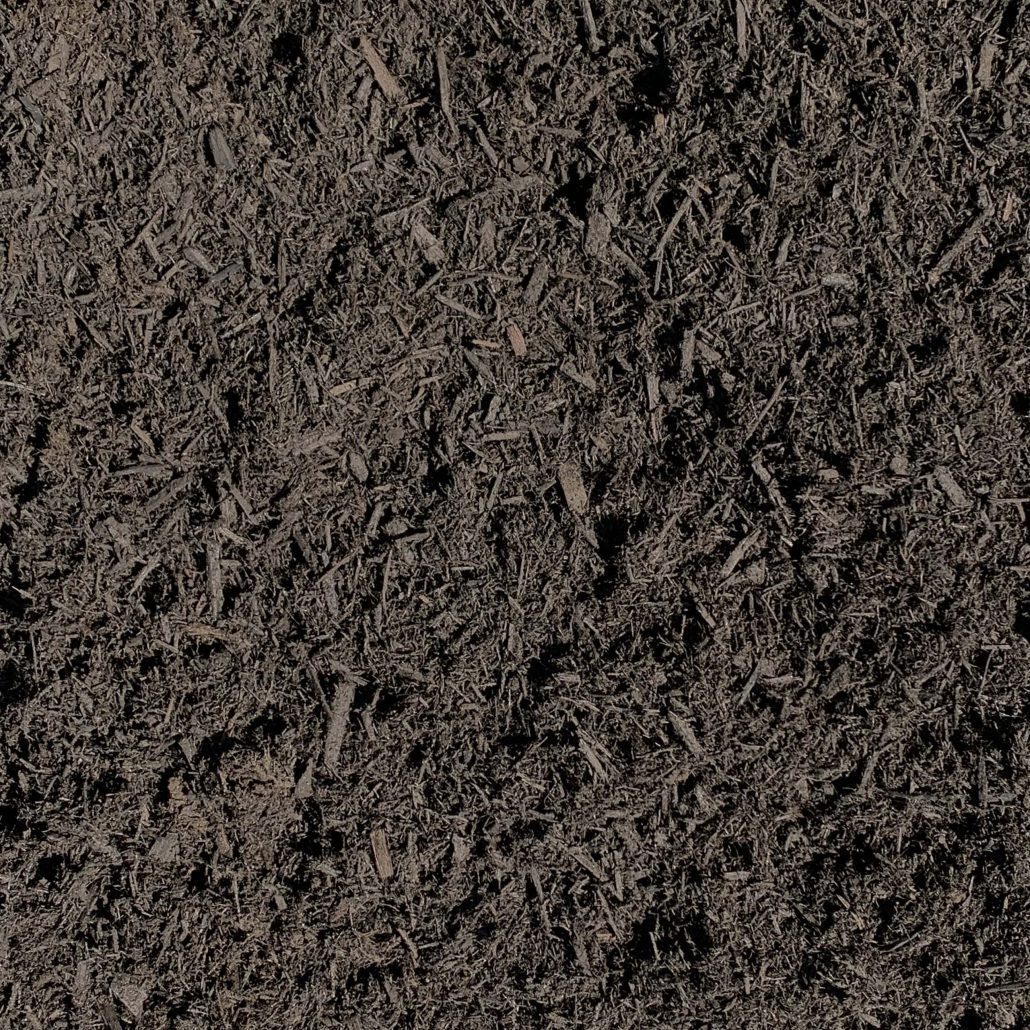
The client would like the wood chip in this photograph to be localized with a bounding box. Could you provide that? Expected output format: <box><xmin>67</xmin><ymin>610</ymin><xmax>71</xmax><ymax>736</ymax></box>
<box><xmin>0</xmin><ymin>184</ymin><xmax>43</xmax><ymax>204</ymax></box>
<box><xmin>529</xmin><ymin>865</ymin><xmax>551</xmax><ymax>931</ymax></box>
<box><xmin>323</xmin><ymin>677</ymin><xmax>356</xmax><ymax>769</ymax></box>
<box><xmin>821</xmin><ymin>271</ymin><xmax>857</xmax><ymax>290</ymax></box>
<box><xmin>360</xmin><ymin>37</ymin><xmax>402</xmax><ymax>100</ymax></box>
<box><xmin>558</xmin><ymin>461</ymin><xmax>589</xmax><ymax>515</ymax></box>
<box><xmin>349</xmin><ymin>450</ymin><xmax>370</xmax><ymax>482</ymax></box>
<box><xmin>934</xmin><ymin>466</ymin><xmax>970</xmax><ymax>509</ymax></box>
<box><xmin>752</xmin><ymin>456</ymin><xmax>794</xmax><ymax>526</ymax></box>
<box><xmin>412</xmin><ymin>220</ymin><xmax>446</xmax><ymax>265</ymax></box>
<box><xmin>435</xmin><ymin>44</ymin><xmax>457</xmax><ymax>135</ymax></box>
<box><xmin>978</xmin><ymin>39</ymin><xmax>996</xmax><ymax>88</ymax></box>
<box><xmin>653</xmin><ymin>196</ymin><xmax>693</xmax><ymax>262</ymax></box>
<box><xmin>644</xmin><ymin>370</ymin><xmax>660</xmax><ymax>411</ymax></box>
<box><xmin>182</xmin><ymin>623</ymin><xmax>235</xmax><ymax>643</ymax></box>
<box><xmin>801</xmin><ymin>0</ymin><xmax>864</xmax><ymax>30</ymax></box>
<box><xmin>371</xmin><ymin>828</ymin><xmax>394</xmax><ymax>880</ymax></box>
<box><xmin>579</xmin><ymin>0</ymin><xmax>601</xmax><ymax>52</ymax></box>
<box><xmin>579</xmin><ymin>737</ymin><xmax>608</xmax><ymax>781</ymax></box>
<box><xmin>149</xmin><ymin>831</ymin><xmax>180</xmax><ymax>863</ymax></box>
<box><xmin>738</xmin><ymin>662</ymin><xmax>762</xmax><ymax>705</ymax></box>
<box><xmin>984</xmin><ymin>980</ymin><xmax>1030</xmax><ymax>996</ymax></box>
<box><xmin>571</xmin><ymin>849</ymin><xmax>605</xmax><ymax>879</ymax></box>
<box><xmin>720</xmin><ymin>528</ymin><xmax>761</xmax><ymax>580</ymax></box>
<box><xmin>206</xmin><ymin>261</ymin><xmax>244</xmax><ymax>287</ymax></box>
<box><xmin>144</xmin><ymin>474</ymin><xmax>190</xmax><ymax>513</ymax></box>
<box><xmin>927</xmin><ymin>205</ymin><xmax>990</xmax><ymax>287</ymax></box>
<box><xmin>17</xmin><ymin>91</ymin><xmax>44</xmax><ymax>127</ymax></box>
<box><xmin>396</xmin><ymin>925</ymin><xmax>419</xmax><ymax>963</ymax></box>
<box><xmin>560</xmin><ymin>361</ymin><xmax>598</xmax><ymax>392</ymax></box>
<box><xmin>474</xmin><ymin>123</ymin><xmax>499</xmax><ymax>166</ymax></box>
<box><xmin>685</xmin><ymin>580</ymin><xmax>717</xmax><ymax>631</ymax></box>
<box><xmin>206</xmin><ymin>125</ymin><xmax>235</xmax><ymax>170</ymax></box>
<box><xmin>584</xmin><ymin>211</ymin><xmax>610</xmax><ymax>257</ymax></box>
<box><xmin>525</xmin><ymin>259</ymin><xmax>549</xmax><ymax>308</ymax></box>
<box><xmin>183</xmin><ymin>246</ymin><xmax>215</xmax><ymax>274</ymax></box>
<box><xmin>100</xmin><ymin>1002</ymin><xmax>124</xmax><ymax>1030</ymax></box>
<box><xmin>668</xmin><ymin>709</ymin><xmax>704</xmax><ymax>757</ymax></box>
<box><xmin>506</xmin><ymin>322</ymin><xmax>527</xmax><ymax>358</ymax></box>
<box><xmin>889</xmin><ymin>454</ymin><xmax>910</xmax><ymax>476</ymax></box>
<box><xmin>294</xmin><ymin>761</ymin><xmax>314</xmax><ymax>801</ymax></box>
<box><xmin>111</xmin><ymin>980</ymin><xmax>147</xmax><ymax>1020</ymax></box>
<box><xmin>611</xmin><ymin>244</ymin><xmax>647</xmax><ymax>283</ymax></box>
<box><xmin>206</xmin><ymin>536</ymin><xmax>223</xmax><ymax>619</ymax></box>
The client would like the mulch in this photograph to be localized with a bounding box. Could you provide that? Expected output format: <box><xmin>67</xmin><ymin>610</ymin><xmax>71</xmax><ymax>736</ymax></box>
<box><xmin>2</xmin><ymin>1</ymin><xmax>1029</xmax><ymax>1027</ymax></box>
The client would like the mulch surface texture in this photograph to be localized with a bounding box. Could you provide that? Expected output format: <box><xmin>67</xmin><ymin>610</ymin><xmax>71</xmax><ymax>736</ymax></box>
<box><xmin>2</xmin><ymin>2</ymin><xmax>1029</xmax><ymax>1027</ymax></box>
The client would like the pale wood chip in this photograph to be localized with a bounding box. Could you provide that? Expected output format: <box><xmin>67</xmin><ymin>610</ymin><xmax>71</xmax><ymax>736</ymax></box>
<box><xmin>579</xmin><ymin>0</ymin><xmax>601</xmax><ymax>51</ymax></box>
<box><xmin>668</xmin><ymin>709</ymin><xmax>704</xmax><ymax>757</ymax></box>
<box><xmin>579</xmin><ymin>737</ymin><xmax>608</xmax><ymax>781</ymax></box>
<box><xmin>506</xmin><ymin>322</ymin><xmax>527</xmax><ymax>358</ymax></box>
<box><xmin>412</xmin><ymin>220</ymin><xmax>446</xmax><ymax>265</ymax></box>
<box><xmin>149</xmin><ymin>832</ymin><xmax>180</xmax><ymax>863</ymax></box>
<box><xmin>349</xmin><ymin>450</ymin><xmax>370</xmax><ymax>482</ymax></box>
<box><xmin>371</xmin><ymin>827</ymin><xmax>394</xmax><ymax>879</ymax></box>
<box><xmin>720</xmin><ymin>528</ymin><xmax>761</xmax><ymax>580</ymax></box>
<box><xmin>359</xmin><ymin>37</ymin><xmax>402</xmax><ymax>100</ymax></box>
<box><xmin>935</xmin><ymin>466</ymin><xmax>970</xmax><ymax>508</ymax></box>
<box><xmin>111</xmin><ymin>980</ymin><xmax>147</xmax><ymax>1020</ymax></box>
<box><xmin>182</xmin><ymin>246</ymin><xmax>215</xmax><ymax>273</ymax></box>
<box><xmin>558</xmin><ymin>461</ymin><xmax>589</xmax><ymax>515</ymax></box>
<box><xmin>435</xmin><ymin>45</ymin><xmax>457</xmax><ymax>135</ymax></box>
<box><xmin>821</xmin><ymin>271</ymin><xmax>858</xmax><ymax>290</ymax></box>
<box><xmin>294</xmin><ymin>761</ymin><xmax>314</xmax><ymax>800</ymax></box>
<box><xmin>585</xmin><ymin>211</ymin><xmax>610</xmax><ymax>257</ymax></box>
<box><xmin>323</xmin><ymin>677</ymin><xmax>356</xmax><ymax>769</ymax></box>
<box><xmin>207</xmin><ymin>125</ymin><xmax>235</xmax><ymax>170</ymax></box>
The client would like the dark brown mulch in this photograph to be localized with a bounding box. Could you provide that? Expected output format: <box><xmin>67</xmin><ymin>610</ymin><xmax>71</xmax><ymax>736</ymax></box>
<box><xmin>2</xmin><ymin>1</ymin><xmax>1029</xmax><ymax>1027</ymax></box>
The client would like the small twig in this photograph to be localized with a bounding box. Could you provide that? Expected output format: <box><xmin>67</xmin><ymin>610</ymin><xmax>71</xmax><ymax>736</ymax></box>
<box><xmin>652</xmin><ymin>196</ymin><xmax>693</xmax><ymax>260</ymax></box>
<box><xmin>984</xmin><ymin>981</ymin><xmax>1030</xmax><ymax>996</ymax></box>
<box><xmin>927</xmin><ymin>208</ymin><xmax>991</xmax><ymax>286</ymax></box>
<box><xmin>742</xmin><ymin>350</ymin><xmax>808</xmax><ymax>445</ymax></box>
<box><xmin>652</xmin><ymin>196</ymin><xmax>693</xmax><ymax>294</ymax></box>
<box><xmin>579</xmin><ymin>0</ymin><xmax>601</xmax><ymax>52</ymax></box>
<box><xmin>0</xmin><ymin>379</ymin><xmax>38</xmax><ymax>394</ymax></box>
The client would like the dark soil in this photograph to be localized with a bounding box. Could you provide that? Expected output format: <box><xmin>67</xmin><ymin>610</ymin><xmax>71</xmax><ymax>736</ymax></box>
<box><xmin>2</xmin><ymin>1</ymin><xmax>1030</xmax><ymax>1027</ymax></box>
